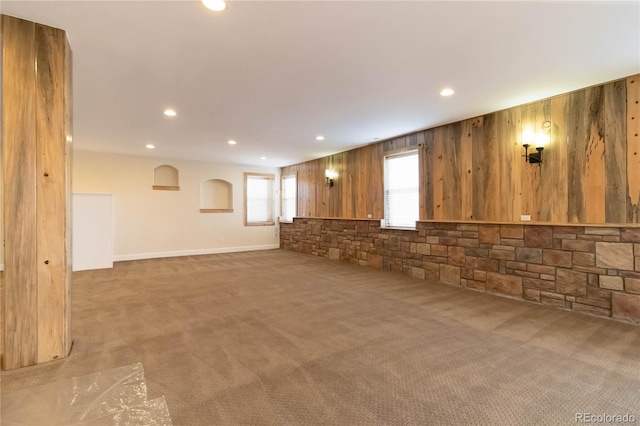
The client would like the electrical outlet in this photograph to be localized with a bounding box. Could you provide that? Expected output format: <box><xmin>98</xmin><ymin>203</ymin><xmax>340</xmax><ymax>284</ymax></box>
<box><xmin>520</xmin><ymin>214</ymin><xmax>531</xmax><ymax>221</ymax></box>
<box><xmin>367</xmin><ymin>213</ymin><xmax>372</xmax><ymax>218</ymax></box>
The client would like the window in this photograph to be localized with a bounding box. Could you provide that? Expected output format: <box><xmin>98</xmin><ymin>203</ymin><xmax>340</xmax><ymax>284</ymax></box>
<box><xmin>244</xmin><ymin>173</ymin><xmax>275</xmax><ymax>226</ymax></box>
<box><xmin>384</xmin><ymin>151</ymin><xmax>419</xmax><ymax>228</ymax></box>
<box><xmin>281</xmin><ymin>174</ymin><xmax>297</xmax><ymax>222</ymax></box>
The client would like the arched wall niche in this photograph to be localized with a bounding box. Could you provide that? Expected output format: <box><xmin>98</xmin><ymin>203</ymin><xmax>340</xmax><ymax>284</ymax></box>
<box><xmin>152</xmin><ymin>165</ymin><xmax>180</xmax><ymax>190</ymax></box>
<box><xmin>200</xmin><ymin>179</ymin><xmax>233</xmax><ymax>212</ymax></box>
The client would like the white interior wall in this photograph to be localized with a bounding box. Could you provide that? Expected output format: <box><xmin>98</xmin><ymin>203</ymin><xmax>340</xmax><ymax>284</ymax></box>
<box><xmin>73</xmin><ymin>150</ymin><xmax>280</xmax><ymax>262</ymax></box>
<box><xmin>73</xmin><ymin>193</ymin><xmax>114</xmax><ymax>271</ymax></box>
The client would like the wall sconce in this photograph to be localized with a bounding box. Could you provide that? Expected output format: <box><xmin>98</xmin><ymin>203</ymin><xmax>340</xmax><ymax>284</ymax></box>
<box><xmin>522</xmin><ymin>120</ymin><xmax>551</xmax><ymax>165</ymax></box>
<box><xmin>325</xmin><ymin>169</ymin><xmax>337</xmax><ymax>188</ymax></box>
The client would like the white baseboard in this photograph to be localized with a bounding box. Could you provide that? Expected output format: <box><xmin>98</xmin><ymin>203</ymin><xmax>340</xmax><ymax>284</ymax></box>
<box><xmin>113</xmin><ymin>244</ymin><xmax>280</xmax><ymax>262</ymax></box>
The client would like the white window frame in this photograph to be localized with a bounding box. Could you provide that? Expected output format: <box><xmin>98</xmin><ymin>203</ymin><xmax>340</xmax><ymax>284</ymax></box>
<box><xmin>244</xmin><ymin>173</ymin><xmax>275</xmax><ymax>226</ymax></box>
<box><xmin>281</xmin><ymin>173</ymin><xmax>297</xmax><ymax>222</ymax></box>
<box><xmin>384</xmin><ymin>150</ymin><xmax>419</xmax><ymax>229</ymax></box>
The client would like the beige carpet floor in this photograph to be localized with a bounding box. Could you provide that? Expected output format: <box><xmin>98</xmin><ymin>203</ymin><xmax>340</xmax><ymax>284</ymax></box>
<box><xmin>2</xmin><ymin>249</ymin><xmax>640</xmax><ymax>425</ymax></box>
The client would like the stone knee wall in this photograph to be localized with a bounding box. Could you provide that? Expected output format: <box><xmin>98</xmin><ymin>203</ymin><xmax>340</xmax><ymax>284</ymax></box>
<box><xmin>280</xmin><ymin>219</ymin><xmax>640</xmax><ymax>323</ymax></box>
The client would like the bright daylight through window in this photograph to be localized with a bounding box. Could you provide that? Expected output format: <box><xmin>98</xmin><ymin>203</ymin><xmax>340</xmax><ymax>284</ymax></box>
<box><xmin>384</xmin><ymin>151</ymin><xmax>419</xmax><ymax>228</ymax></box>
<box><xmin>281</xmin><ymin>174</ymin><xmax>297</xmax><ymax>222</ymax></box>
<box><xmin>245</xmin><ymin>173</ymin><xmax>275</xmax><ymax>226</ymax></box>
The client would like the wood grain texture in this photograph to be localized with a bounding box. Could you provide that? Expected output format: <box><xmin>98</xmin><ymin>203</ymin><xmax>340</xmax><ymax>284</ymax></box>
<box><xmin>628</xmin><ymin>77</ymin><xmax>640</xmax><ymax>223</ymax></box>
<box><xmin>535</xmin><ymin>100</ymin><xmax>552</xmax><ymax>222</ymax></box>
<box><xmin>422</xmin><ymin>131</ymin><xmax>435</xmax><ymax>220</ymax></box>
<box><xmin>2</xmin><ymin>15</ymin><xmax>39</xmax><ymax>370</ymax></box>
<box><xmin>459</xmin><ymin>120</ymin><xmax>474</xmax><ymax>221</ymax></box>
<box><xmin>36</xmin><ymin>23</ymin><xmax>67</xmax><ymax>363</ymax></box>
<box><xmin>443</xmin><ymin>123</ymin><xmax>462</xmax><ymax>220</ymax></box>
<box><xmin>566</xmin><ymin>90</ymin><xmax>586</xmax><ymax>223</ymax></box>
<box><xmin>432</xmin><ymin>127</ymin><xmax>445</xmax><ymax>220</ymax></box>
<box><xmin>281</xmin><ymin>74</ymin><xmax>640</xmax><ymax>225</ymax></box>
<box><xmin>64</xmin><ymin>38</ymin><xmax>73</xmax><ymax>357</ymax></box>
<box><xmin>152</xmin><ymin>185</ymin><xmax>180</xmax><ymax>191</ymax></box>
<box><xmin>520</xmin><ymin>102</ymin><xmax>543</xmax><ymax>221</ymax></box>
<box><xmin>548</xmin><ymin>95</ymin><xmax>568</xmax><ymax>222</ymax></box>
<box><xmin>2</xmin><ymin>16</ymin><xmax>72</xmax><ymax>369</ymax></box>
<box><xmin>584</xmin><ymin>86</ymin><xmax>606</xmax><ymax>224</ymax></box>
<box><xmin>604</xmin><ymin>81</ymin><xmax>627</xmax><ymax>223</ymax></box>
<box><xmin>497</xmin><ymin>108</ymin><xmax>520</xmax><ymax>221</ymax></box>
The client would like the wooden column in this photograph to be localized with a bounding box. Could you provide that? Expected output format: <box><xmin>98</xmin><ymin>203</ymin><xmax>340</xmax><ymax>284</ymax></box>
<box><xmin>1</xmin><ymin>14</ymin><xmax>72</xmax><ymax>370</ymax></box>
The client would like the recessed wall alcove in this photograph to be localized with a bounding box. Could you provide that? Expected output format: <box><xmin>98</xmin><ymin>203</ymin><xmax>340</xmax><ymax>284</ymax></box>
<box><xmin>152</xmin><ymin>165</ymin><xmax>180</xmax><ymax>190</ymax></box>
<box><xmin>200</xmin><ymin>179</ymin><xmax>233</xmax><ymax>213</ymax></box>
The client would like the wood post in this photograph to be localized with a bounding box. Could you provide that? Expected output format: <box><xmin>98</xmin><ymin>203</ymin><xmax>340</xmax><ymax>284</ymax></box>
<box><xmin>1</xmin><ymin>14</ymin><xmax>72</xmax><ymax>370</ymax></box>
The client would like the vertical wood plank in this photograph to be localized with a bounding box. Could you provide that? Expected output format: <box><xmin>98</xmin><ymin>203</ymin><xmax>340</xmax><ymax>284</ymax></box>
<box><xmin>504</xmin><ymin>108</ymin><xmax>523</xmax><ymax>221</ymax></box>
<box><xmin>520</xmin><ymin>102</ymin><xmax>543</xmax><ymax>220</ymax></box>
<box><xmin>549</xmin><ymin>94</ymin><xmax>569</xmax><ymax>222</ymax></box>
<box><xmin>319</xmin><ymin>158</ymin><xmax>329</xmax><ymax>217</ymax></box>
<box><xmin>584</xmin><ymin>85</ymin><xmax>606</xmax><ymax>223</ymax></box>
<box><xmin>35</xmin><ymin>23</ymin><xmax>67</xmax><ymax>362</ymax></box>
<box><xmin>443</xmin><ymin>123</ymin><xmax>462</xmax><ymax>220</ymax></box>
<box><xmin>351</xmin><ymin>148</ymin><xmax>364</xmax><ymax>218</ymax></box>
<box><xmin>432</xmin><ymin>127</ymin><xmax>445</xmax><ymax>220</ymax></box>
<box><xmin>370</xmin><ymin>142</ymin><xmax>384</xmax><ymax>219</ymax></box>
<box><xmin>64</xmin><ymin>39</ymin><xmax>73</xmax><ymax>354</ymax></box>
<box><xmin>483</xmin><ymin>113</ymin><xmax>500</xmax><ymax>220</ymax></box>
<box><xmin>472</xmin><ymin>114</ymin><xmax>500</xmax><ymax>220</ymax></box>
<box><xmin>497</xmin><ymin>109</ymin><xmax>517</xmax><ymax>221</ymax></box>
<box><xmin>628</xmin><ymin>76</ymin><xmax>640</xmax><ymax>223</ymax></box>
<box><xmin>2</xmin><ymin>15</ymin><xmax>38</xmax><ymax>370</ymax></box>
<box><xmin>471</xmin><ymin>116</ymin><xmax>484</xmax><ymax>220</ymax></box>
<box><xmin>422</xmin><ymin>130</ymin><xmax>435</xmax><ymax>220</ymax></box>
<box><xmin>459</xmin><ymin>120</ymin><xmax>473</xmax><ymax>221</ymax></box>
<box><xmin>566</xmin><ymin>90</ymin><xmax>586</xmax><ymax>223</ymax></box>
<box><xmin>535</xmin><ymin>99</ymin><xmax>553</xmax><ymax>222</ymax></box>
<box><xmin>604</xmin><ymin>80</ymin><xmax>627</xmax><ymax>223</ymax></box>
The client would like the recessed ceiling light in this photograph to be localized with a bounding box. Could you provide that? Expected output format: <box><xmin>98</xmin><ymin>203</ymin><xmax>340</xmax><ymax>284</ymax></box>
<box><xmin>316</xmin><ymin>135</ymin><xmax>325</xmax><ymax>141</ymax></box>
<box><xmin>202</xmin><ymin>0</ymin><xmax>226</xmax><ymax>11</ymax></box>
<box><xmin>228</xmin><ymin>140</ymin><xmax>237</xmax><ymax>145</ymax></box>
<box><xmin>440</xmin><ymin>88</ymin><xmax>455</xmax><ymax>97</ymax></box>
<box><xmin>163</xmin><ymin>109</ymin><xmax>177</xmax><ymax>117</ymax></box>
<box><xmin>260</xmin><ymin>156</ymin><xmax>267</xmax><ymax>160</ymax></box>
<box><xmin>145</xmin><ymin>144</ymin><xmax>155</xmax><ymax>149</ymax></box>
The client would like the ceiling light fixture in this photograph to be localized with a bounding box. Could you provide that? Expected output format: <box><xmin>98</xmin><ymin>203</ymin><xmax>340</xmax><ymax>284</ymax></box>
<box><xmin>228</xmin><ymin>140</ymin><xmax>237</xmax><ymax>145</ymax></box>
<box><xmin>202</xmin><ymin>0</ymin><xmax>226</xmax><ymax>12</ymax></box>
<box><xmin>145</xmin><ymin>144</ymin><xmax>155</xmax><ymax>149</ymax></box>
<box><xmin>440</xmin><ymin>88</ymin><xmax>455</xmax><ymax>97</ymax></box>
<box><xmin>316</xmin><ymin>135</ymin><xmax>325</xmax><ymax>141</ymax></box>
<box><xmin>163</xmin><ymin>109</ymin><xmax>177</xmax><ymax>117</ymax></box>
<box><xmin>260</xmin><ymin>156</ymin><xmax>267</xmax><ymax>160</ymax></box>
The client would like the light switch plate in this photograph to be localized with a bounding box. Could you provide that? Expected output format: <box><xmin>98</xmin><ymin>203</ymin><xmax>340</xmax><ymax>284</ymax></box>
<box><xmin>520</xmin><ymin>214</ymin><xmax>531</xmax><ymax>221</ymax></box>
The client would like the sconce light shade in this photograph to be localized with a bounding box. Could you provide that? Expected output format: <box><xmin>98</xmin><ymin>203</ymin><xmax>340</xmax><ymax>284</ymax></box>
<box><xmin>325</xmin><ymin>169</ymin><xmax>336</xmax><ymax>188</ymax></box>
<box><xmin>522</xmin><ymin>121</ymin><xmax>551</xmax><ymax>165</ymax></box>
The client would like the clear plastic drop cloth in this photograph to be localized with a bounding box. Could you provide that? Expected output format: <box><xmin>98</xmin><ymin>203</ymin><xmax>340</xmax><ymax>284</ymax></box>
<box><xmin>2</xmin><ymin>363</ymin><xmax>172</xmax><ymax>426</ymax></box>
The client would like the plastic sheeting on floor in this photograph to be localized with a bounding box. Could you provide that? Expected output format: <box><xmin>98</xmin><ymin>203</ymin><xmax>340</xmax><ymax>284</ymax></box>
<box><xmin>2</xmin><ymin>363</ymin><xmax>172</xmax><ymax>426</ymax></box>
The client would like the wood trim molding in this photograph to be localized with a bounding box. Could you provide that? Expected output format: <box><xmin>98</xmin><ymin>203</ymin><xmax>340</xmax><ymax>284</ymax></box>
<box><xmin>200</xmin><ymin>209</ymin><xmax>233</xmax><ymax>213</ymax></box>
<box><xmin>152</xmin><ymin>185</ymin><xmax>180</xmax><ymax>191</ymax></box>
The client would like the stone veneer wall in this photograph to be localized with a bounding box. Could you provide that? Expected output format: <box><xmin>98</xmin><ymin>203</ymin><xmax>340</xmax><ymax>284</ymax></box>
<box><xmin>280</xmin><ymin>219</ymin><xmax>640</xmax><ymax>323</ymax></box>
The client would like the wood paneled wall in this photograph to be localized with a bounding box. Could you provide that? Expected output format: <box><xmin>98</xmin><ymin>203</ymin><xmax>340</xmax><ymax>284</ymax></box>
<box><xmin>2</xmin><ymin>15</ymin><xmax>73</xmax><ymax>370</ymax></box>
<box><xmin>282</xmin><ymin>74</ymin><xmax>640</xmax><ymax>225</ymax></box>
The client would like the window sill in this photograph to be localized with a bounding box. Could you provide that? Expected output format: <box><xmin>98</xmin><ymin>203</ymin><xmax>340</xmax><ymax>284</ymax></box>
<box><xmin>380</xmin><ymin>226</ymin><xmax>418</xmax><ymax>231</ymax></box>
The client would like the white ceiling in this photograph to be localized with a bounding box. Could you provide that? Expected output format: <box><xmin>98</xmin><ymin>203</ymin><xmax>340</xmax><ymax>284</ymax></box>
<box><xmin>2</xmin><ymin>1</ymin><xmax>639</xmax><ymax>167</ymax></box>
